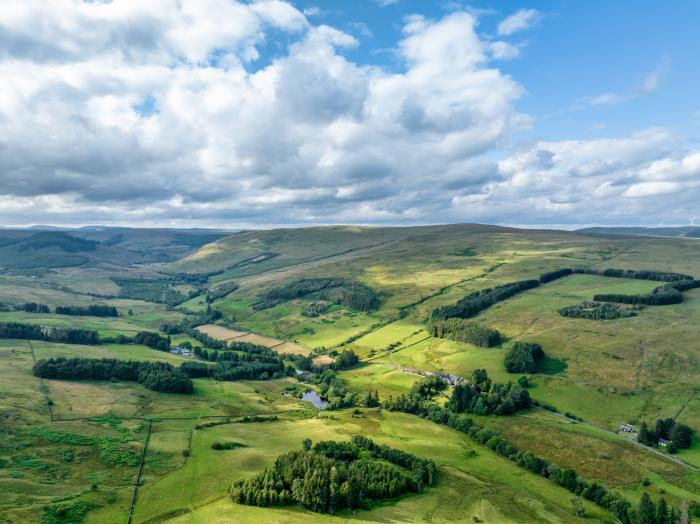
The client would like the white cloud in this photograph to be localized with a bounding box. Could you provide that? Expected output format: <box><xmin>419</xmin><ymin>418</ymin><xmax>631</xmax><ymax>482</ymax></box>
<box><xmin>588</xmin><ymin>92</ymin><xmax>627</xmax><ymax>106</ymax></box>
<box><xmin>374</xmin><ymin>0</ymin><xmax>399</xmax><ymax>7</ymax></box>
<box><xmin>497</xmin><ymin>9</ymin><xmax>539</xmax><ymax>36</ymax></box>
<box><xmin>489</xmin><ymin>41</ymin><xmax>521</xmax><ymax>60</ymax></box>
<box><xmin>641</xmin><ymin>58</ymin><xmax>671</xmax><ymax>93</ymax></box>
<box><xmin>452</xmin><ymin>130</ymin><xmax>700</xmax><ymax>225</ymax></box>
<box><xmin>0</xmin><ymin>4</ymin><xmax>527</xmax><ymax>226</ymax></box>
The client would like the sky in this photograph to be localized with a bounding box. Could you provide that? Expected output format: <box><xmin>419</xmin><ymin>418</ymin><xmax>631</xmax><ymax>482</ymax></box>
<box><xmin>1</xmin><ymin>0</ymin><xmax>699</xmax><ymax>229</ymax></box>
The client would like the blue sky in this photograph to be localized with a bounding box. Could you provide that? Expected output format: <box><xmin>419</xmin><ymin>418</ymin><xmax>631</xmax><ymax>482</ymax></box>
<box><xmin>0</xmin><ymin>0</ymin><xmax>698</xmax><ymax>228</ymax></box>
<box><xmin>290</xmin><ymin>0</ymin><xmax>699</xmax><ymax>141</ymax></box>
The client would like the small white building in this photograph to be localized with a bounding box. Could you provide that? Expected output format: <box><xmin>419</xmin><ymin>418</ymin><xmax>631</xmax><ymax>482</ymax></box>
<box><xmin>618</xmin><ymin>423</ymin><xmax>636</xmax><ymax>433</ymax></box>
<box><xmin>658</xmin><ymin>438</ymin><xmax>670</xmax><ymax>447</ymax></box>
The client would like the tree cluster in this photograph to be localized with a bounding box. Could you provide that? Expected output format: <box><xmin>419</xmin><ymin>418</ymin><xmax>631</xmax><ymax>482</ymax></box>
<box><xmin>55</xmin><ymin>305</ymin><xmax>118</xmax><ymax>317</ymax></box>
<box><xmin>20</xmin><ymin>302</ymin><xmax>50</xmax><ymax>313</ymax></box>
<box><xmin>298</xmin><ymin>368</ymin><xmax>356</xmax><ymax>409</ymax></box>
<box><xmin>208</xmin><ymin>281</ymin><xmax>240</xmax><ymax>300</ymax></box>
<box><xmin>32</xmin><ymin>357</ymin><xmax>193</xmax><ymax>393</ymax></box>
<box><xmin>187</xmin><ymin>340</ymin><xmax>292</xmax><ymax>381</ymax></box>
<box><xmin>255</xmin><ymin>278</ymin><xmax>379</xmax><ymax>312</ymax></box>
<box><xmin>332</xmin><ymin>349</ymin><xmax>359</xmax><ymax>370</ymax></box>
<box><xmin>0</xmin><ymin>321</ymin><xmax>99</xmax><ymax>345</ymax></box>
<box><xmin>133</xmin><ymin>331</ymin><xmax>171</xmax><ymax>351</ymax></box>
<box><xmin>302</xmin><ymin>300</ymin><xmax>331</xmax><ymax>317</ymax></box>
<box><xmin>593</xmin><ymin>287</ymin><xmax>683</xmax><ymax>306</ymax></box>
<box><xmin>504</xmin><ymin>342</ymin><xmax>544</xmax><ymax>373</ymax></box>
<box><xmin>384</xmin><ymin>370</ymin><xmax>530</xmax><ymax>417</ymax></box>
<box><xmin>448</xmin><ymin>370</ymin><xmax>531</xmax><ymax>416</ymax></box>
<box><xmin>638</xmin><ymin>418</ymin><xmax>693</xmax><ymax>450</ymax></box>
<box><xmin>112</xmin><ymin>276</ymin><xmax>195</xmax><ymax>307</ymax></box>
<box><xmin>633</xmin><ymin>493</ymin><xmax>683</xmax><ymax>524</ymax></box>
<box><xmin>430</xmin><ymin>279</ymin><xmax>539</xmax><ymax>321</ymax></box>
<box><xmin>230</xmin><ymin>437</ymin><xmax>436</xmax><ymax>513</ymax></box>
<box><xmin>426</xmin><ymin>318</ymin><xmax>501</xmax><ymax>347</ymax></box>
<box><xmin>558</xmin><ymin>301</ymin><xmax>637</xmax><ymax>320</ymax></box>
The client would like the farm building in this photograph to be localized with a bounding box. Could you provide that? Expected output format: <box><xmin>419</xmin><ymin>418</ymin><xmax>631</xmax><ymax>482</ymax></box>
<box><xmin>618</xmin><ymin>423</ymin><xmax>636</xmax><ymax>433</ymax></box>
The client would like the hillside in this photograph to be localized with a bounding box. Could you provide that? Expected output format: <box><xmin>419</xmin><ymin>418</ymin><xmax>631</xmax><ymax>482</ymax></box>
<box><xmin>2</xmin><ymin>224</ymin><xmax>700</xmax><ymax>523</ymax></box>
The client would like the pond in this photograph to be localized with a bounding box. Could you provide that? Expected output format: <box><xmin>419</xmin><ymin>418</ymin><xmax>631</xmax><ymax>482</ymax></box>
<box><xmin>301</xmin><ymin>390</ymin><xmax>328</xmax><ymax>410</ymax></box>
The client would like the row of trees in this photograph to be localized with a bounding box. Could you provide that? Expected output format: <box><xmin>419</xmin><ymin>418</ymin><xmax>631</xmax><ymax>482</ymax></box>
<box><xmin>428</xmin><ymin>267</ymin><xmax>695</xmax><ymax>327</ymax></box>
<box><xmin>638</xmin><ymin>418</ymin><xmax>693</xmax><ymax>450</ymax></box>
<box><xmin>426</xmin><ymin>318</ymin><xmax>502</xmax><ymax>347</ymax></box>
<box><xmin>19</xmin><ymin>302</ymin><xmax>50</xmax><ymax>313</ymax></box>
<box><xmin>17</xmin><ymin>302</ymin><xmax>118</xmax><ymax>316</ymax></box>
<box><xmin>0</xmin><ymin>322</ymin><xmax>100</xmax><ymax>345</ymax></box>
<box><xmin>430</xmin><ymin>279</ymin><xmax>539</xmax><ymax>321</ymax></box>
<box><xmin>32</xmin><ymin>357</ymin><xmax>193</xmax><ymax>393</ymax></box>
<box><xmin>55</xmin><ymin>305</ymin><xmax>118</xmax><ymax>317</ymax></box>
<box><xmin>558</xmin><ymin>301</ymin><xmax>637</xmax><ymax>320</ymax></box>
<box><xmin>593</xmin><ymin>287</ymin><xmax>683</xmax><ymax>306</ymax></box>
<box><xmin>385</xmin><ymin>382</ymin><xmax>681</xmax><ymax>523</ymax></box>
<box><xmin>539</xmin><ymin>268</ymin><xmax>573</xmax><ymax>283</ymax></box>
<box><xmin>572</xmin><ymin>268</ymin><xmax>695</xmax><ymax>282</ymax></box>
<box><xmin>230</xmin><ymin>437</ymin><xmax>436</xmax><ymax>513</ymax></box>
<box><xmin>504</xmin><ymin>342</ymin><xmax>544</xmax><ymax>373</ymax></box>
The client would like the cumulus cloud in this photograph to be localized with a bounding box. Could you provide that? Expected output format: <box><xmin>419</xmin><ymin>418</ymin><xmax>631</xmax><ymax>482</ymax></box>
<box><xmin>497</xmin><ymin>9</ymin><xmax>540</xmax><ymax>36</ymax></box>
<box><xmin>0</xmin><ymin>1</ymin><xmax>696</xmax><ymax>228</ymax></box>
<box><xmin>0</xmin><ymin>2</ymin><xmax>530</xmax><ymax>226</ymax></box>
<box><xmin>451</xmin><ymin>129</ymin><xmax>700</xmax><ymax>225</ymax></box>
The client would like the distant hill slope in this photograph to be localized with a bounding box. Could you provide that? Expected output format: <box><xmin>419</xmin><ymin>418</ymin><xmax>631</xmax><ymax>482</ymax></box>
<box><xmin>166</xmin><ymin>225</ymin><xmax>423</xmax><ymax>275</ymax></box>
<box><xmin>67</xmin><ymin>227</ymin><xmax>233</xmax><ymax>259</ymax></box>
<box><xmin>0</xmin><ymin>227</ymin><xmax>233</xmax><ymax>272</ymax></box>
<box><xmin>0</xmin><ymin>231</ymin><xmax>153</xmax><ymax>271</ymax></box>
<box><xmin>578</xmin><ymin>226</ymin><xmax>700</xmax><ymax>238</ymax></box>
<box><xmin>167</xmin><ymin>223</ymin><xmax>580</xmax><ymax>277</ymax></box>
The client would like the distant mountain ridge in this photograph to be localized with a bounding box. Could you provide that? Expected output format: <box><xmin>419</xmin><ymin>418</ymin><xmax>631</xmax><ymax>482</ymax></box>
<box><xmin>577</xmin><ymin>226</ymin><xmax>700</xmax><ymax>238</ymax></box>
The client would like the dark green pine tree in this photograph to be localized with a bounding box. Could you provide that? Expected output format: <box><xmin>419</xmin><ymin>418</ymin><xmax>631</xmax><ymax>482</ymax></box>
<box><xmin>656</xmin><ymin>498</ymin><xmax>671</xmax><ymax>524</ymax></box>
<box><xmin>638</xmin><ymin>422</ymin><xmax>655</xmax><ymax>446</ymax></box>
<box><xmin>637</xmin><ymin>493</ymin><xmax>657</xmax><ymax>524</ymax></box>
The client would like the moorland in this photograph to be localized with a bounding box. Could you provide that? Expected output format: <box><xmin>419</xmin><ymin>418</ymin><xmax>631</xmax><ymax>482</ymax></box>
<box><xmin>1</xmin><ymin>224</ymin><xmax>700</xmax><ymax>523</ymax></box>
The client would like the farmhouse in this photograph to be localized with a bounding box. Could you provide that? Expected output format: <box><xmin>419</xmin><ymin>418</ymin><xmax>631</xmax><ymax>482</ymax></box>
<box><xmin>658</xmin><ymin>438</ymin><xmax>670</xmax><ymax>447</ymax></box>
<box><xmin>618</xmin><ymin>423</ymin><xmax>636</xmax><ymax>433</ymax></box>
<box><xmin>169</xmin><ymin>347</ymin><xmax>191</xmax><ymax>357</ymax></box>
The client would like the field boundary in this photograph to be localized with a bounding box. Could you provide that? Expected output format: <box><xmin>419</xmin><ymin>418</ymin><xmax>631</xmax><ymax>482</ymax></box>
<box><xmin>127</xmin><ymin>420</ymin><xmax>153</xmax><ymax>524</ymax></box>
<box><xmin>28</xmin><ymin>340</ymin><xmax>54</xmax><ymax>421</ymax></box>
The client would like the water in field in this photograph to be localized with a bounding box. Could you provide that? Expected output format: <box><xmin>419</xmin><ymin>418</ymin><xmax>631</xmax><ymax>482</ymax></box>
<box><xmin>301</xmin><ymin>390</ymin><xmax>328</xmax><ymax>410</ymax></box>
